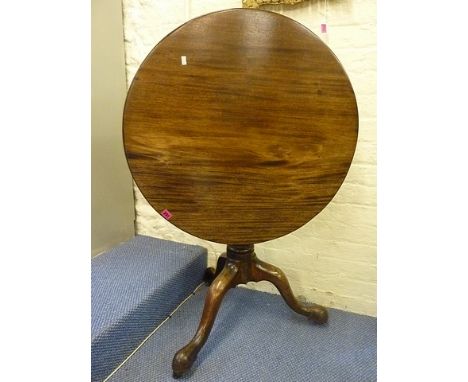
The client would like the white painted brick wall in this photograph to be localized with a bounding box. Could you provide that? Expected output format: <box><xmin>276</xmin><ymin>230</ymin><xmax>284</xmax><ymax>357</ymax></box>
<box><xmin>122</xmin><ymin>0</ymin><xmax>376</xmax><ymax>316</ymax></box>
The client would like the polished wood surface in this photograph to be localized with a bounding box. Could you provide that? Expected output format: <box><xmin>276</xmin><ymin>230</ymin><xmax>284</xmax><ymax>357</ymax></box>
<box><xmin>123</xmin><ymin>9</ymin><xmax>358</xmax><ymax>244</ymax></box>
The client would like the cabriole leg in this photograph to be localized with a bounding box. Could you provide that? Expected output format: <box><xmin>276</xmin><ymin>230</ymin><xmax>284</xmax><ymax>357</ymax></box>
<box><xmin>252</xmin><ymin>257</ymin><xmax>328</xmax><ymax>324</ymax></box>
<box><xmin>172</xmin><ymin>261</ymin><xmax>238</xmax><ymax>377</ymax></box>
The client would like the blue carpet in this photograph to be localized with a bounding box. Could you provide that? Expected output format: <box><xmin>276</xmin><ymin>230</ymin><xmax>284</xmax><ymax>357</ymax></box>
<box><xmin>108</xmin><ymin>286</ymin><xmax>376</xmax><ymax>382</ymax></box>
<box><xmin>91</xmin><ymin>235</ymin><xmax>207</xmax><ymax>382</ymax></box>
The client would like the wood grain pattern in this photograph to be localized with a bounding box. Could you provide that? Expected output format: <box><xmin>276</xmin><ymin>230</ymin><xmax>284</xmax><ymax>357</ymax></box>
<box><xmin>123</xmin><ymin>9</ymin><xmax>358</xmax><ymax>244</ymax></box>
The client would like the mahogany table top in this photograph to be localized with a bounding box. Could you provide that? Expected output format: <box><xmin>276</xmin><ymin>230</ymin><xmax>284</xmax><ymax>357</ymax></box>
<box><xmin>123</xmin><ymin>9</ymin><xmax>358</xmax><ymax>244</ymax></box>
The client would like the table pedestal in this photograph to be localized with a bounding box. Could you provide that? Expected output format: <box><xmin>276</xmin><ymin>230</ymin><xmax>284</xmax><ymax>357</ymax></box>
<box><xmin>172</xmin><ymin>244</ymin><xmax>328</xmax><ymax>377</ymax></box>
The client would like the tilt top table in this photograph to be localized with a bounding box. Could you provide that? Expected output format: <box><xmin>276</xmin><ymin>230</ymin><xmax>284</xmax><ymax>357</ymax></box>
<box><xmin>123</xmin><ymin>8</ymin><xmax>358</xmax><ymax>377</ymax></box>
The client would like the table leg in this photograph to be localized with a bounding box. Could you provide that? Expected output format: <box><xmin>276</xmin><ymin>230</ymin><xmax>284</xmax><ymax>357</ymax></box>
<box><xmin>172</xmin><ymin>261</ymin><xmax>238</xmax><ymax>377</ymax></box>
<box><xmin>252</xmin><ymin>257</ymin><xmax>328</xmax><ymax>324</ymax></box>
<box><xmin>203</xmin><ymin>254</ymin><xmax>227</xmax><ymax>285</ymax></box>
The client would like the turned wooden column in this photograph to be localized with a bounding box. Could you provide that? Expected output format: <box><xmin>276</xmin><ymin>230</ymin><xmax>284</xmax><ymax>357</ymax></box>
<box><xmin>122</xmin><ymin>8</ymin><xmax>358</xmax><ymax>378</ymax></box>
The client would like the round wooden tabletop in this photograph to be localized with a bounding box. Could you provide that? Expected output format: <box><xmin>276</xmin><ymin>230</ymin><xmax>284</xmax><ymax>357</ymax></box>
<box><xmin>123</xmin><ymin>9</ymin><xmax>358</xmax><ymax>245</ymax></box>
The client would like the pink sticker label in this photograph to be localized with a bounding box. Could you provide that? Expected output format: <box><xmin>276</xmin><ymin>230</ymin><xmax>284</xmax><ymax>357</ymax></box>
<box><xmin>320</xmin><ymin>23</ymin><xmax>327</xmax><ymax>33</ymax></box>
<box><xmin>161</xmin><ymin>209</ymin><xmax>173</xmax><ymax>220</ymax></box>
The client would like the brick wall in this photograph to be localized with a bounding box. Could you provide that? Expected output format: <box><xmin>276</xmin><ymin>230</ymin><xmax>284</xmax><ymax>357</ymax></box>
<box><xmin>122</xmin><ymin>0</ymin><xmax>376</xmax><ymax>316</ymax></box>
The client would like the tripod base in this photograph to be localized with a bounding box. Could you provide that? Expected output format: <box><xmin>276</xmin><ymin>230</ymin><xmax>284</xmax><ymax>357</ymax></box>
<box><xmin>172</xmin><ymin>244</ymin><xmax>328</xmax><ymax>378</ymax></box>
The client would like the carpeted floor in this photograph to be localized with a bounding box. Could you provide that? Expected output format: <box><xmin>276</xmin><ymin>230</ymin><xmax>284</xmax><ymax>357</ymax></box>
<box><xmin>107</xmin><ymin>285</ymin><xmax>376</xmax><ymax>382</ymax></box>
<box><xmin>91</xmin><ymin>236</ymin><xmax>207</xmax><ymax>382</ymax></box>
